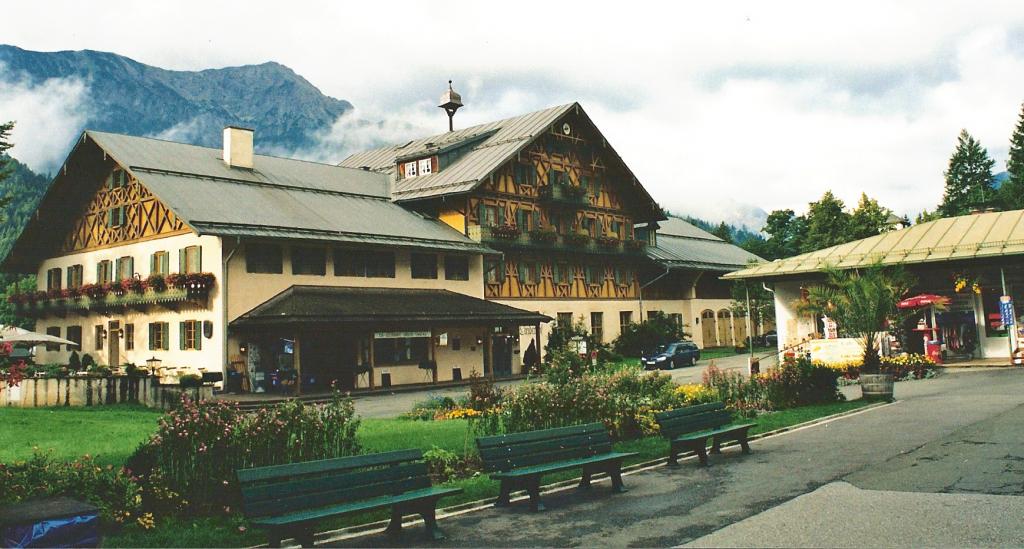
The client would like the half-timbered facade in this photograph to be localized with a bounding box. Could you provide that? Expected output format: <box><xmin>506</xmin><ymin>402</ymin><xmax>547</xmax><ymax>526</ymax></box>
<box><xmin>342</xmin><ymin>103</ymin><xmax>761</xmax><ymax>351</ymax></box>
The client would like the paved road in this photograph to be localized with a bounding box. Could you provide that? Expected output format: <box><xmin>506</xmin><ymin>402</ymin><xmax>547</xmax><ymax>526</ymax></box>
<box><xmin>327</xmin><ymin>367</ymin><xmax>1024</xmax><ymax>547</ymax></box>
<box><xmin>352</xmin><ymin>353</ymin><xmax>765</xmax><ymax>418</ymax></box>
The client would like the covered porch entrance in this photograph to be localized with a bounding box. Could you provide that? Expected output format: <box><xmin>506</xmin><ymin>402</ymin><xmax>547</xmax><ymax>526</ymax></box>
<box><xmin>229</xmin><ymin>285</ymin><xmax>550</xmax><ymax>395</ymax></box>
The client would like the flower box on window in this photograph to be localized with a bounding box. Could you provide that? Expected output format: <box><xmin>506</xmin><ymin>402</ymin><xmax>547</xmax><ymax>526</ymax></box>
<box><xmin>567</xmin><ymin>233</ymin><xmax>591</xmax><ymax>246</ymax></box>
<box><xmin>490</xmin><ymin>224</ymin><xmax>522</xmax><ymax>240</ymax></box>
<box><xmin>529</xmin><ymin>228</ymin><xmax>559</xmax><ymax>243</ymax></box>
<box><xmin>596</xmin><ymin>235</ymin><xmax>621</xmax><ymax>248</ymax></box>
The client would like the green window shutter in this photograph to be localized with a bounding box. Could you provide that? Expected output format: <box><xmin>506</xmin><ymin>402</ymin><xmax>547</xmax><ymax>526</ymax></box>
<box><xmin>150</xmin><ymin>254</ymin><xmax>157</xmax><ymax>274</ymax></box>
<box><xmin>196</xmin><ymin>323</ymin><xmax>202</xmax><ymax>350</ymax></box>
<box><xmin>96</xmin><ymin>263</ymin><xmax>102</xmax><ymax>284</ymax></box>
<box><xmin>178</xmin><ymin>248</ymin><xmax>186</xmax><ymax>273</ymax></box>
<box><xmin>148</xmin><ymin>324</ymin><xmax>155</xmax><ymax>351</ymax></box>
<box><xmin>162</xmin><ymin>323</ymin><xmax>169</xmax><ymax>350</ymax></box>
<box><xmin>115</xmin><ymin>259</ymin><xmax>122</xmax><ymax>281</ymax></box>
<box><xmin>196</xmin><ymin>247</ymin><xmax>202</xmax><ymax>272</ymax></box>
<box><xmin>128</xmin><ymin>257</ymin><xmax>134</xmax><ymax>278</ymax></box>
<box><xmin>179</xmin><ymin>321</ymin><xmax>186</xmax><ymax>350</ymax></box>
<box><xmin>161</xmin><ymin>253</ymin><xmax>169</xmax><ymax>275</ymax></box>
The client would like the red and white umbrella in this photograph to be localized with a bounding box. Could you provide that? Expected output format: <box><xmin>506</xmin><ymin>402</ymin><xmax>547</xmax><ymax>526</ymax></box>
<box><xmin>897</xmin><ymin>294</ymin><xmax>950</xmax><ymax>310</ymax></box>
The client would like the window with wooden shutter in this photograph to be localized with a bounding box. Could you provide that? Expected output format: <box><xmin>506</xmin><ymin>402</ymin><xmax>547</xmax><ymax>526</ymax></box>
<box><xmin>124</xmin><ymin>324</ymin><xmax>134</xmax><ymax>351</ymax></box>
<box><xmin>45</xmin><ymin>326</ymin><xmax>61</xmax><ymax>351</ymax></box>
<box><xmin>95</xmin><ymin>324</ymin><xmax>104</xmax><ymax>350</ymax></box>
<box><xmin>180</xmin><ymin>320</ymin><xmax>201</xmax><ymax>350</ymax></box>
<box><xmin>151</xmin><ymin>251</ymin><xmax>170</xmax><ymax>276</ymax></box>
<box><xmin>66</xmin><ymin>265</ymin><xmax>83</xmax><ymax>288</ymax></box>
<box><xmin>148</xmin><ymin>322</ymin><xmax>168</xmax><ymax>351</ymax></box>
<box><xmin>116</xmin><ymin>256</ymin><xmax>134</xmax><ymax>281</ymax></box>
<box><xmin>180</xmin><ymin>246</ymin><xmax>202</xmax><ymax>273</ymax></box>
<box><xmin>96</xmin><ymin>260</ymin><xmax>112</xmax><ymax>284</ymax></box>
<box><xmin>46</xmin><ymin>268</ymin><xmax>62</xmax><ymax>291</ymax></box>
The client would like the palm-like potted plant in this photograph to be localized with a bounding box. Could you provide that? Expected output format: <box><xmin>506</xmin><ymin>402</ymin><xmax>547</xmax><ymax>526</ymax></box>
<box><xmin>800</xmin><ymin>262</ymin><xmax>914</xmax><ymax>400</ymax></box>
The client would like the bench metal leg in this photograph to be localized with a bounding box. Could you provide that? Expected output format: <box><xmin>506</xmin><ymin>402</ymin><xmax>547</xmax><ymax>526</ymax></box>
<box><xmin>418</xmin><ymin>501</ymin><xmax>446</xmax><ymax>542</ymax></box>
<box><xmin>710</xmin><ymin>437</ymin><xmax>722</xmax><ymax>454</ymax></box>
<box><xmin>667</xmin><ymin>442</ymin><xmax>681</xmax><ymax>467</ymax></box>
<box><xmin>296</xmin><ymin>526</ymin><xmax>316</xmax><ymax>548</ymax></box>
<box><xmin>385</xmin><ymin>506</ymin><xmax>404</xmax><ymax>536</ymax></box>
<box><xmin>267</xmin><ymin>531</ymin><xmax>283</xmax><ymax>549</ymax></box>
<box><xmin>578</xmin><ymin>465</ymin><xmax>594</xmax><ymax>490</ymax></box>
<box><xmin>606</xmin><ymin>460</ymin><xmax>627</xmax><ymax>493</ymax></box>
<box><xmin>739</xmin><ymin>428</ymin><xmax>752</xmax><ymax>454</ymax></box>
<box><xmin>495</xmin><ymin>479</ymin><xmax>513</xmax><ymax>507</ymax></box>
<box><xmin>526</xmin><ymin>476</ymin><xmax>545</xmax><ymax>512</ymax></box>
<box><xmin>694</xmin><ymin>441</ymin><xmax>709</xmax><ymax>466</ymax></box>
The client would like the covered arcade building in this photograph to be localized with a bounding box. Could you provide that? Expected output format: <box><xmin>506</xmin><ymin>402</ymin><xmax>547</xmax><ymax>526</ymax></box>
<box><xmin>724</xmin><ymin>209</ymin><xmax>1024</xmax><ymax>364</ymax></box>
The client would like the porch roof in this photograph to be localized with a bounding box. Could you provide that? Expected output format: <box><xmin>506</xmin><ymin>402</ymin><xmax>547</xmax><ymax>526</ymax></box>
<box><xmin>230</xmin><ymin>285</ymin><xmax>552</xmax><ymax>327</ymax></box>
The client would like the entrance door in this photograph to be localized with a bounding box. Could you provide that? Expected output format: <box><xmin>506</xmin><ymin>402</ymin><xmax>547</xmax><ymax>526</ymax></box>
<box><xmin>701</xmin><ymin>310</ymin><xmax>716</xmax><ymax>346</ymax></box>
<box><xmin>717</xmin><ymin>310</ymin><xmax>732</xmax><ymax>346</ymax></box>
<box><xmin>491</xmin><ymin>335</ymin><xmax>513</xmax><ymax>377</ymax></box>
<box><xmin>108</xmin><ymin>320</ymin><xmax>120</xmax><ymax>368</ymax></box>
<box><xmin>303</xmin><ymin>330</ymin><xmax>357</xmax><ymax>391</ymax></box>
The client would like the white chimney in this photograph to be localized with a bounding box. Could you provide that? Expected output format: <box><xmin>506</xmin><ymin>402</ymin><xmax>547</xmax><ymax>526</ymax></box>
<box><xmin>223</xmin><ymin>126</ymin><xmax>254</xmax><ymax>169</ymax></box>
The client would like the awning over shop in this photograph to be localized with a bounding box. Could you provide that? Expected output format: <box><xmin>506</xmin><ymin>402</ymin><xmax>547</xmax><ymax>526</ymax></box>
<box><xmin>230</xmin><ymin>285</ymin><xmax>552</xmax><ymax>327</ymax></box>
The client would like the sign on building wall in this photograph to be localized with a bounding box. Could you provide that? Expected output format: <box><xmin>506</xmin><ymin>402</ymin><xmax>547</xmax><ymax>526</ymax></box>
<box><xmin>1000</xmin><ymin>296</ymin><xmax>1015</xmax><ymax>327</ymax></box>
<box><xmin>822</xmin><ymin>316</ymin><xmax>838</xmax><ymax>339</ymax></box>
<box><xmin>374</xmin><ymin>331</ymin><xmax>431</xmax><ymax>339</ymax></box>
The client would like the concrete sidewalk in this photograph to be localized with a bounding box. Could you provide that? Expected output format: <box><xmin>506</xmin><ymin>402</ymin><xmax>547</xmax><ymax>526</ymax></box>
<box><xmin>686</xmin><ymin>481</ymin><xmax>1024</xmax><ymax>548</ymax></box>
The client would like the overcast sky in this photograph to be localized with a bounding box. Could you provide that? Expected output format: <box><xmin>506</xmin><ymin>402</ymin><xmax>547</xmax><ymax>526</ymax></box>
<box><xmin>3</xmin><ymin>1</ymin><xmax>1024</xmax><ymax>228</ymax></box>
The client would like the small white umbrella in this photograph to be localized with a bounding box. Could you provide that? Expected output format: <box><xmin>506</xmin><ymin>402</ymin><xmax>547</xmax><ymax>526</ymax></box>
<box><xmin>0</xmin><ymin>325</ymin><xmax>78</xmax><ymax>347</ymax></box>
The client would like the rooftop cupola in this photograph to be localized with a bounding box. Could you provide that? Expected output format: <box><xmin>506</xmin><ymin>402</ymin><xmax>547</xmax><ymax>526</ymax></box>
<box><xmin>223</xmin><ymin>126</ymin><xmax>254</xmax><ymax>169</ymax></box>
<box><xmin>438</xmin><ymin>80</ymin><xmax>463</xmax><ymax>132</ymax></box>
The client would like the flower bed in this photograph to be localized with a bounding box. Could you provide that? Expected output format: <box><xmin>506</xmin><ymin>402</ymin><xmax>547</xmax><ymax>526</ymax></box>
<box><xmin>814</xmin><ymin>353</ymin><xmax>937</xmax><ymax>381</ymax></box>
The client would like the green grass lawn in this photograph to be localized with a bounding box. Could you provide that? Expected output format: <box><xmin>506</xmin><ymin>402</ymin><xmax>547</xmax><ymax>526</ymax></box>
<box><xmin>1</xmin><ymin>397</ymin><xmax>874</xmax><ymax>547</ymax></box>
<box><xmin>699</xmin><ymin>346</ymin><xmax>774</xmax><ymax>360</ymax></box>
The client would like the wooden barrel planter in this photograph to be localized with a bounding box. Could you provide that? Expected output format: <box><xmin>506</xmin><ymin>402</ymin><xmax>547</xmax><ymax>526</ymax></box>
<box><xmin>860</xmin><ymin>373</ymin><xmax>894</xmax><ymax>400</ymax></box>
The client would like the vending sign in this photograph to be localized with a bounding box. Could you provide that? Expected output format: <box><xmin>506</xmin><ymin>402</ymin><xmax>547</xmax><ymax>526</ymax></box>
<box><xmin>1000</xmin><ymin>296</ymin><xmax>1015</xmax><ymax>327</ymax></box>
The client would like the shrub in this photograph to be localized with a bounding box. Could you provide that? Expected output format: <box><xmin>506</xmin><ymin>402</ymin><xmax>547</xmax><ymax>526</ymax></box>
<box><xmin>0</xmin><ymin>452</ymin><xmax>142</xmax><ymax>528</ymax></box>
<box><xmin>81</xmin><ymin>353</ymin><xmax>96</xmax><ymax>370</ymax></box>
<box><xmin>476</xmin><ymin>368</ymin><xmax>682</xmax><ymax>439</ymax></box>
<box><xmin>403</xmin><ymin>395</ymin><xmax>457</xmax><ymax>421</ymax></box>
<box><xmin>542</xmin><ymin>316</ymin><xmax>597</xmax><ymax>364</ymax></box>
<box><xmin>68</xmin><ymin>351</ymin><xmax>81</xmax><ymax>372</ymax></box>
<box><xmin>702</xmin><ymin>357</ymin><xmax>842</xmax><ymax>416</ymax></box>
<box><xmin>612</xmin><ymin>315</ymin><xmax>688</xmax><ymax>357</ymax></box>
<box><xmin>178</xmin><ymin>373</ymin><xmax>202</xmax><ymax>388</ymax></box>
<box><xmin>467</xmin><ymin>372</ymin><xmax>503</xmax><ymax>411</ymax></box>
<box><xmin>422</xmin><ymin>446</ymin><xmax>481</xmax><ymax>483</ymax></box>
<box><xmin>127</xmin><ymin>390</ymin><xmax>360</xmax><ymax>513</ymax></box>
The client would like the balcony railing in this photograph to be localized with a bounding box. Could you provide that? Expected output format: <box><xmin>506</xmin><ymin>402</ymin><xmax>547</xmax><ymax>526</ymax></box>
<box><xmin>10</xmin><ymin>273</ymin><xmax>215</xmax><ymax>316</ymax></box>
<box><xmin>476</xmin><ymin>225</ymin><xmax>647</xmax><ymax>255</ymax></box>
<box><xmin>537</xmin><ymin>183</ymin><xmax>590</xmax><ymax>208</ymax></box>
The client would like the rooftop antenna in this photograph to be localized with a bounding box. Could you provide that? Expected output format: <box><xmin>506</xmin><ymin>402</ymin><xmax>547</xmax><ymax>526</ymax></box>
<box><xmin>438</xmin><ymin>80</ymin><xmax>463</xmax><ymax>132</ymax></box>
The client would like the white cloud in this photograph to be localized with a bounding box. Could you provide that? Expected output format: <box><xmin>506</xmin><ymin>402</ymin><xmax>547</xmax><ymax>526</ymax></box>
<box><xmin>3</xmin><ymin>1</ymin><xmax>1024</xmax><ymax>228</ymax></box>
<box><xmin>0</xmin><ymin>63</ymin><xmax>91</xmax><ymax>173</ymax></box>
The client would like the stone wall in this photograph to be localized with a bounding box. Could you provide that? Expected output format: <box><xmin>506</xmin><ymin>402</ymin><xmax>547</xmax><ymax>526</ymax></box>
<box><xmin>0</xmin><ymin>376</ymin><xmax>213</xmax><ymax>410</ymax></box>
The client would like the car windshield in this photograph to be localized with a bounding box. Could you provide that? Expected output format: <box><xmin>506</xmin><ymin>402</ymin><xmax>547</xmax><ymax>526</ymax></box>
<box><xmin>658</xmin><ymin>344</ymin><xmax>677</xmax><ymax>354</ymax></box>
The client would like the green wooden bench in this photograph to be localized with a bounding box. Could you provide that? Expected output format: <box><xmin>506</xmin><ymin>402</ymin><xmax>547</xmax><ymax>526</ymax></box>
<box><xmin>655</xmin><ymin>402</ymin><xmax>756</xmax><ymax>466</ymax></box>
<box><xmin>476</xmin><ymin>422</ymin><xmax>637</xmax><ymax>512</ymax></box>
<box><xmin>237</xmin><ymin>449</ymin><xmax>461</xmax><ymax>547</ymax></box>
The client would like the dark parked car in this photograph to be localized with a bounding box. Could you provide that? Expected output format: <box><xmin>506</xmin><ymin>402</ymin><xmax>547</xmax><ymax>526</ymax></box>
<box><xmin>641</xmin><ymin>341</ymin><xmax>700</xmax><ymax>370</ymax></box>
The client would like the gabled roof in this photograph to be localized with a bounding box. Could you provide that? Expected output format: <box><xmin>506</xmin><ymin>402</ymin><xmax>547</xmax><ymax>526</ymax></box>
<box><xmin>646</xmin><ymin>217</ymin><xmax>763</xmax><ymax>272</ymax></box>
<box><xmin>3</xmin><ymin>131</ymin><xmax>493</xmax><ymax>272</ymax></box>
<box><xmin>723</xmin><ymin>208</ymin><xmax>1024</xmax><ymax>280</ymax></box>
<box><xmin>339</xmin><ymin>103</ymin><xmax>664</xmax><ymax>221</ymax></box>
<box><xmin>231</xmin><ymin>285</ymin><xmax>552</xmax><ymax>327</ymax></box>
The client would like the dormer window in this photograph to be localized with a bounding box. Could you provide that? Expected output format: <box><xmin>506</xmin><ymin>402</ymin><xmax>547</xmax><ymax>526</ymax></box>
<box><xmin>403</xmin><ymin>158</ymin><xmax>434</xmax><ymax>179</ymax></box>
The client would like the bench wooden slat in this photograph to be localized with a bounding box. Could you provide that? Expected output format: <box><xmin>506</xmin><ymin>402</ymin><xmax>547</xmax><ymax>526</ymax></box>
<box><xmin>483</xmin><ymin>442</ymin><xmax>613</xmax><ymax>472</ymax></box>
<box><xmin>673</xmin><ymin>422</ymin><xmax>756</xmax><ymax>442</ymax></box>
<box><xmin>658</xmin><ymin>411</ymin><xmax>733</xmax><ymax>436</ymax></box>
<box><xmin>490</xmin><ymin>451</ymin><xmax>636</xmax><ymax>479</ymax></box>
<box><xmin>476</xmin><ymin>422</ymin><xmax>606</xmax><ymax>449</ymax></box>
<box><xmin>241</xmin><ymin>462</ymin><xmax>429</xmax><ymax>505</ymax></box>
<box><xmin>655</xmin><ymin>401</ymin><xmax>724</xmax><ymax>421</ymax></box>
<box><xmin>237</xmin><ymin>448</ymin><xmax>422</xmax><ymax>484</ymax></box>
<box><xmin>246</xmin><ymin>475</ymin><xmax>431</xmax><ymax>518</ymax></box>
<box><xmin>252</xmin><ymin>486</ymin><xmax>462</xmax><ymax>527</ymax></box>
<box><xmin>477</xmin><ymin>431</ymin><xmax>611</xmax><ymax>461</ymax></box>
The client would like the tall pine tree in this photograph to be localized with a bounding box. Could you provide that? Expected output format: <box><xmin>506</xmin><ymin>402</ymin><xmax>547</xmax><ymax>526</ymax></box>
<box><xmin>939</xmin><ymin>129</ymin><xmax>995</xmax><ymax>217</ymax></box>
<box><xmin>998</xmin><ymin>103</ymin><xmax>1024</xmax><ymax>211</ymax></box>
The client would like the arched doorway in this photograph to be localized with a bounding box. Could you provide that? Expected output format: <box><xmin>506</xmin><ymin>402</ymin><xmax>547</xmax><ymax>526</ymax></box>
<box><xmin>700</xmin><ymin>309</ymin><xmax>716</xmax><ymax>347</ymax></box>
<box><xmin>717</xmin><ymin>309</ymin><xmax>732</xmax><ymax>347</ymax></box>
<box><xmin>732</xmin><ymin>310</ymin><xmax>748</xmax><ymax>347</ymax></box>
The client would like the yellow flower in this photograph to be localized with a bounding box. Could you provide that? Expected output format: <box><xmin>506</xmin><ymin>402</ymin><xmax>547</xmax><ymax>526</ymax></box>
<box><xmin>675</xmin><ymin>383</ymin><xmax>715</xmax><ymax>402</ymax></box>
<box><xmin>136</xmin><ymin>512</ymin><xmax>155</xmax><ymax>530</ymax></box>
